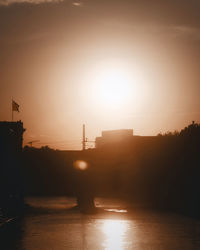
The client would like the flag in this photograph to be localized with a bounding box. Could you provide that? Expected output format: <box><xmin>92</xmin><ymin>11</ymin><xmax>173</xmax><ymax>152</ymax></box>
<box><xmin>12</xmin><ymin>100</ymin><xmax>20</xmax><ymax>112</ymax></box>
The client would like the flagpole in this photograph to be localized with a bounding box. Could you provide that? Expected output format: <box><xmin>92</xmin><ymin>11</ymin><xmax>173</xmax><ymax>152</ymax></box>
<box><xmin>11</xmin><ymin>98</ymin><xmax>13</xmax><ymax>121</ymax></box>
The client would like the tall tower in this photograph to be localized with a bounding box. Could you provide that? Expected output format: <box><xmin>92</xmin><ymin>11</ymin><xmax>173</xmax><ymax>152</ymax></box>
<box><xmin>82</xmin><ymin>124</ymin><xmax>86</xmax><ymax>151</ymax></box>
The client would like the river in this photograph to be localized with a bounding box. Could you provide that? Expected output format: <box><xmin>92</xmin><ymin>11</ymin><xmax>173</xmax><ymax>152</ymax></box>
<box><xmin>1</xmin><ymin>197</ymin><xmax>200</xmax><ymax>250</ymax></box>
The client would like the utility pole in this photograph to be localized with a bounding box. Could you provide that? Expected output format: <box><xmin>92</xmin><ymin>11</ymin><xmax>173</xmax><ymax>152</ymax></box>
<box><xmin>82</xmin><ymin>124</ymin><xmax>95</xmax><ymax>150</ymax></box>
<box><xmin>82</xmin><ymin>124</ymin><xmax>86</xmax><ymax>151</ymax></box>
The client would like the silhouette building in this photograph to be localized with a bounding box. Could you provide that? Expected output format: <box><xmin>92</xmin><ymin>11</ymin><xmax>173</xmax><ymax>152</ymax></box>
<box><xmin>0</xmin><ymin>121</ymin><xmax>25</xmax><ymax>216</ymax></box>
<box><xmin>0</xmin><ymin>121</ymin><xmax>25</xmax><ymax>153</ymax></box>
<box><xmin>95</xmin><ymin>129</ymin><xmax>134</xmax><ymax>148</ymax></box>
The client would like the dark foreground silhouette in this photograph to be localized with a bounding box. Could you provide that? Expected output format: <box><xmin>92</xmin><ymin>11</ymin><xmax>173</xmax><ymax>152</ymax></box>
<box><xmin>0</xmin><ymin>121</ymin><xmax>200</xmax><ymax>217</ymax></box>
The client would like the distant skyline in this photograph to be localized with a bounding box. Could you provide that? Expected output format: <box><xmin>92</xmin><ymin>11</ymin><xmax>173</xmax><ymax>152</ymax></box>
<box><xmin>0</xmin><ymin>0</ymin><xmax>200</xmax><ymax>149</ymax></box>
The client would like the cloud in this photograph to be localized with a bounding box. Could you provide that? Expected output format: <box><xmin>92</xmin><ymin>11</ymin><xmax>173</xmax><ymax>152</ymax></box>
<box><xmin>72</xmin><ymin>0</ymin><xmax>83</xmax><ymax>7</ymax></box>
<box><xmin>0</xmin><ymin>0</ymin><xmax>83</xmax><ymax>6</ymax></box>
<box><xmin>0</xmin><ymin>0</ymin><xmax>85</xmax><ymax>5</ymax></box>
<box><xmin>0</xmin><ymin>0</ymin><xmax>64</xmax><ymax>6</ymax></box>
<box><xmin>100</xmin><ymin>18</ymin><xmax>200</xmax><ymax>41</ymax></box>
<box><xmin>0</xmin><ymin>0</ymin><xmax>86</xmax><ymax>7</ymax></box>
<box><xmin>172</xmin><ymin>26</ymin><xmax>200</xmax><ymax>41</ymax></box>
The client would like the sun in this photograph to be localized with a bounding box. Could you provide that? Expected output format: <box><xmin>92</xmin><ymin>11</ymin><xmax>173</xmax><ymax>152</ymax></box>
<box><xmin>97</xmin><ymin>69</ymin><xmax>130</xmax><ymax>105</ymax></box>
<box><xmin>91</xmin><ymin>62</ymin><xmax>132</xmax><ymax>109</ymax></box>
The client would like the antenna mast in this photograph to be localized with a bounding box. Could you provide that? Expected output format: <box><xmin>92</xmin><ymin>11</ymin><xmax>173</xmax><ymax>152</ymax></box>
<box><xmin>82</xmin><ymin>124</ymin><xmax>86</xmax><ymax>151</ymax></box>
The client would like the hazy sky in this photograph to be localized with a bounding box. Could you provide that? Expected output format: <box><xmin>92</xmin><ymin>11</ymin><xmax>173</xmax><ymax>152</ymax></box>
<box><xmin>0</xmin><ymin>0</ymin><xmax>200</xmax><ymax>149</ymax></box>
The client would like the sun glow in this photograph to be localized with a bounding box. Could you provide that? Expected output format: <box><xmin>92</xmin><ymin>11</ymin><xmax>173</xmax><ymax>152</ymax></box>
<box><xmin>96</xmin><ymin>69</ymin><xmax>131</xmax><ymax>106</ymax></box>
<box><xmin>82</xmin><ymin>59</ymin><xmax>152</xmax><ymax>126</ymax></box>
<box><xmin>90</xmin><ymin>61</ymin><xmax>134</xmax><ymax>110</ymax></box>
<box><xmin>102</xmin><ymin>220</ymin><xmax>129</xmax><ymax>250</ymax></box>
<box><xmin>88</xmin><ymin>60</ymin><xmax>148</xmax><ymax>114</ymax></box>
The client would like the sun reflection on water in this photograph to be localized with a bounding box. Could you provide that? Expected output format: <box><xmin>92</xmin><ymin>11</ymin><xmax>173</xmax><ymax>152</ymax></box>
<box><xmin>102</xmin><ymin>220</ymin><xmax>129</xmax><ymax>250</ymax></box>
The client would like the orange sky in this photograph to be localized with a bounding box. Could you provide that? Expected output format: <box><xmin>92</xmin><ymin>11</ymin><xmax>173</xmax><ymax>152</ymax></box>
<box><xmin>0</xmin><ymin>0</ymin><xmax>200</xmax><ymax>149</ymax></box>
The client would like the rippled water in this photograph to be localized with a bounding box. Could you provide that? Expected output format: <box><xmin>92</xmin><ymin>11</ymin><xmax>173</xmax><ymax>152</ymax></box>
<box><xmin>1</xmin><ymin>197</ymin><xmax>200</xmax><ymax>250</ymax></box>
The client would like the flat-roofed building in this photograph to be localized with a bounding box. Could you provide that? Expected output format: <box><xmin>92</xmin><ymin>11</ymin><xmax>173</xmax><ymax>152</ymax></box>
<box><xmin>95</xmin><ymin>129</ymin><xmax>133</xmax><ymax>148</ymax></box>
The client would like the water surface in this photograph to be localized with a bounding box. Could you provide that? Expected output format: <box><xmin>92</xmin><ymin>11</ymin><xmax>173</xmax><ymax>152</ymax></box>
<box><xmin>1</xmin><ymin>197</ymin><xmax>200</xmax><ymax>250</ymax></box>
